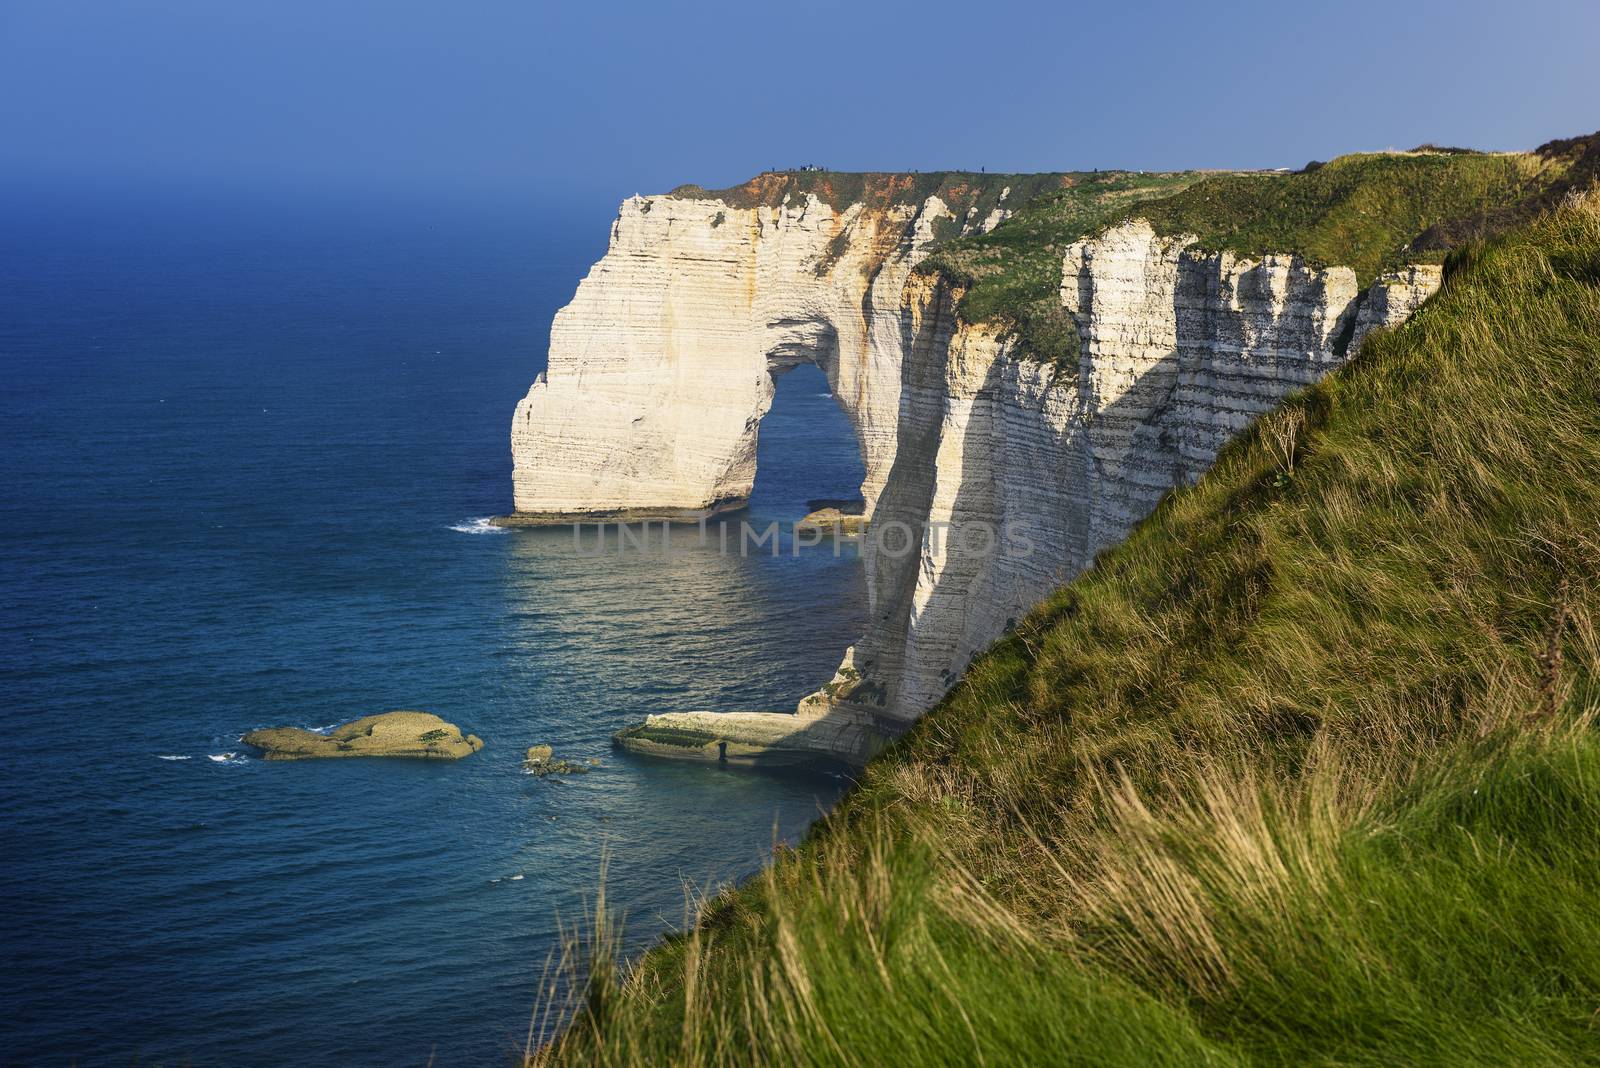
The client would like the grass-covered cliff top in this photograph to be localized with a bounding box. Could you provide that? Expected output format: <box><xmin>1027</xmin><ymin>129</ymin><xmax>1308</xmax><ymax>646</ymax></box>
<box><xmin>918</xmin><ymin>169</ymin><xmax>1205</xmax><ymax>361</ymax></box>
<box><xmin>536</xmin><ymin>191</ymin><xmax>1600</xmax><ymax>1066</ymax></box>
<box><xmin>668</xmin><ymin>170</ymin><xmax>1076</xmax><ymax>230</ymax></box>
<box><xmin>922</xmin><ymin>137</ymin><xmax>1595</xmax><ymax>362</ymax></box>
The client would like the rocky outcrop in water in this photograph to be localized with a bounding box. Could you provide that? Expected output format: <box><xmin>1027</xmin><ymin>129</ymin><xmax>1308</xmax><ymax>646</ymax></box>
<box><xmin>795</xmin><ymin>498</ymin><xmax>867</xmax><ymax>538</ymax></box>
<box><xmin>522</xmin><ymin>745</ymin><xmax>591</xmax><ymax>776</ymax></box>
<box><xmin>243</xmin><ymin>711</ymin><xmax>484</xmax><ymax>761</ymax></box>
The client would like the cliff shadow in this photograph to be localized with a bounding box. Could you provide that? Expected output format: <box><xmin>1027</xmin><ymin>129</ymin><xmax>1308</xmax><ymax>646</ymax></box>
<box><xmin>849</xmin><ymin>322</ymin><xmax>1187</xmax><ymax>730</ymax></box>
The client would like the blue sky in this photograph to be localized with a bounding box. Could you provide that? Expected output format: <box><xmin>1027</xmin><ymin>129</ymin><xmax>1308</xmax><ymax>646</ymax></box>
<box><xmin>2</xmin><ymin>0</ymin><xmax>1597</xmax><ymax>208</ymax></box>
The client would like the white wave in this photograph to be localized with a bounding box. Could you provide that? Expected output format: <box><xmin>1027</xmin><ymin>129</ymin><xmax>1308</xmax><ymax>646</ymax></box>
<box><xmin>510</xmin><ymin>874</ymin><xmax>525</xmax><ymax>881</ymax></box>
<box><xmin>155</xmin><ymin>754</ymin><xmax>191</xmax><ymax>761</ymax></box>
<box><xmin>208</xmin><ymin>752</ymin><xmax>242</xmax><ymax>764</ymax></box>
<box><xmin>449</xmin><ymin>516</ymin><xmax>506</xmax><ymax>535</ymax></box>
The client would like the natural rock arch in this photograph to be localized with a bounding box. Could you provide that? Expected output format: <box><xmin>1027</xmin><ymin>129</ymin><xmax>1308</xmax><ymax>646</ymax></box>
<box><xmin>508</xmin><ymin>190</ymin><xmax>958</xmax><ymax>521</ymax></box>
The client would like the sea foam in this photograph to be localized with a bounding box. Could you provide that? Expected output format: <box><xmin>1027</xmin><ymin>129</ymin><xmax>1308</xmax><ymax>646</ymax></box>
<box><xmin>449</xmin><ymin>517</ymin><xmax>506</xmax><ymax>535</ymax></box>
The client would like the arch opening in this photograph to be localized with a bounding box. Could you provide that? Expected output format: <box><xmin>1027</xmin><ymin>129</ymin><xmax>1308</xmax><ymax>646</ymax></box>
<box><xmin>747</xmin><ymin>362</ymin><xmax>867</xmax><ymax>525</ymax></box>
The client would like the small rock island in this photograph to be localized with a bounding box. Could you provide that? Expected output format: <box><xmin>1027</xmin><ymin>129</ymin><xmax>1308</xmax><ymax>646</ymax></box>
<box><xmin>794</xmin><ymin>497</ymin><xmax>868</xmax><ymax>538</ymax></box>
<box><xmin>522</xmin><ymin>745</ymin><xmax>592</xmax><ymax>775</ymax></box>
<box><xmin>243</xmin><ymin>711</ymin><xmax>484</xmax><ymax>761</ymax></box>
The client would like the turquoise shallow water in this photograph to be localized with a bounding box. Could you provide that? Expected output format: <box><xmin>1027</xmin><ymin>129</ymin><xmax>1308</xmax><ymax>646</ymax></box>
<box><xmin>0</xmin><ymin>190</ymin><xmax>865</xmax><ymax>1065</ymax></box>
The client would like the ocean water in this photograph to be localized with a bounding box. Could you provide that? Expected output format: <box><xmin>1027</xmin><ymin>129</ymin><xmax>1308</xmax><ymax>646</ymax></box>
<box><xmin>0</xmin><ymin>188</ymin><xmax>866</xmax><ymax>1066</ymax></box>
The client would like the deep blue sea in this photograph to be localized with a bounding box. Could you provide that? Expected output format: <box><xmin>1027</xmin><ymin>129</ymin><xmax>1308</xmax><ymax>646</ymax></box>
<box><xmin>0</xmin><ymin>187</ymin><xmax>866</xmax><ymax>1066</ymax></box>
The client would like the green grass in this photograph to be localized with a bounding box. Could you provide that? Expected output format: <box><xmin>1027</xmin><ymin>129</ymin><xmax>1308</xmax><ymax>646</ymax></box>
<box><xmin>528</xmin><ymin>192</ymin><xmax>1600</xmax><ymax>1066</ymax></box>
<box><xmin>1415</xmin><ymin>132</ymin><xmax>1600</xmax><ymax>250</ymax></box>
<box><xmin>1137</xmin><ymin>151</ymin><xmax>1551</xmax><ymax>284</ymax></box>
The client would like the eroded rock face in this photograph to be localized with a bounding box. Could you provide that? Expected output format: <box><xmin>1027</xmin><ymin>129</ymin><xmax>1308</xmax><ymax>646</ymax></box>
<box><xmin>825</xmin><ymin>222</ymin><xmax>1441</xmax><ymax>728</ymax></box>
<box><xmin>243</xmin><ymin>711</ymin><xmax>484</xmax><ymax>761</ymax></box>
<box><xmin>512</xmin><ymin>196</ymin><xmax>1442</xmax><ymax>758</ymax></box>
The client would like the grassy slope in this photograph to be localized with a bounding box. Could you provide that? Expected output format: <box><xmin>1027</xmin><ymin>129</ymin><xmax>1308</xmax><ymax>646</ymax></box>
<box><xmin>1136</xmin><ymin>150</ymin><xmax>1547</xmax><ymax>284</ymax></box>
<box><xmin>537</xmin><ymin>193</ymin><xmax>1600</xmax><ymax>1066</ymax></box>
<box><xmin>1415</xmin><ymin>132</ymin><xmax>1600</xmax><ymax>250</ymax></box>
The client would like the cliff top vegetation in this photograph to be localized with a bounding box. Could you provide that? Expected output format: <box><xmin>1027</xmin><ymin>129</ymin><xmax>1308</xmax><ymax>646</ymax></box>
<box><xmin>667</xmin><ymin>169</ymin><xmax>1073</xmax><ymax>222</ymax></box>
<box><xmin>917</xmin><ymin>169</ymin><xmax>1203</xmax><ymax>363</ymax></box>
<box><xmin>666</xmin><ymin>139</ymin><xmax>1596</xmax><ymax>368</ymax></box>
<box><xmin>922</xmin><ymin>141</ymin><xmax>1590</xmax><ymax>362</ymax></box>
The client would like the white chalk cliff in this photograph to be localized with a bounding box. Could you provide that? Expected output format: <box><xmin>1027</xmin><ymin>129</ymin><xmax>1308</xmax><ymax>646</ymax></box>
<box><xmin>510</xmin><ymin>186</ymin><xmax>1005</xmax><ymax>518</ymax></box>
<box><xmin>510</xmin><ymin>181</ymin><xmax>1441</xmax><ymax>764</ymax></box>
<box><xmin>843</xmin><ymin>223</ymin><xmax>1439</xmax><ymax>731</ymax></box>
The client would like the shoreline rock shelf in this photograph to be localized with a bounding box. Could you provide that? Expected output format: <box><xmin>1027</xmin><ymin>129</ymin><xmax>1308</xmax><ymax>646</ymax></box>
<box><xmin>242</xmin><ymin>711</ymin><xmax>484</xmax><ymax>761</ymax></box>
<box><xmin>613</xmin><ymin>709</ymin><xmax>884</xmax><ymax>770</ymax></box>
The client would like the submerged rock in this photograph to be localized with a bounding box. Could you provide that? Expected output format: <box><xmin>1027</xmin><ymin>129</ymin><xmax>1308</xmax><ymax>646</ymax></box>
<box><xmin>243</xmin><ymin>711</ymin><xmax>484</xmax><ymax>761</ymax></box>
